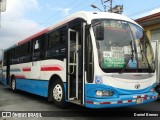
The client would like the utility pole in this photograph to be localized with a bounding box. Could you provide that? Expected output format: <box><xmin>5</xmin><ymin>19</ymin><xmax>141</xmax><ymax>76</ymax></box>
<box><xmin>104</xmin><ymin>0</ymin><xmax>112</xmax><ymax>12</ymax></box>
<box><xmin>110</xmin><ymin>0</ymin><xmax>112</xmax><ymax>12</ymax></box>
<box><xmin>105</xmin><ymin>0</ymin><xmax>123</xmax><ymax>14</ymax></box>
<box><xmin>91</xmin><ymin>0</ymin><xmax>123</xmax><ymax>14</ymax></box>
<box><xmin>0</xmin><ymin>49</ymin><xmax>4</xmax><ymax>69</ymax></box>
<box><xmin>0</xmin><ymin>0</ymin><xmax>1</xmax><ymax>28</ymax></box>
<box><xmin>101</xmin><ymin>0</ymin><xmax>106</xmax><ymax>12</ymax></box>
<box><xmin>112</xmin><ymin>5</ymin><xmax>123</xmax><ymax>14</ymax></box>
<box><xmin>0</xmin><ymin>0</ymin><xmax>7</xmax><ymax>27</ymax></box>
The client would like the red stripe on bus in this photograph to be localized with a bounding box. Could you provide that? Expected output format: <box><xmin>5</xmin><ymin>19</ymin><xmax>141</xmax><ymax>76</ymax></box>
<box><xmin>137</xmin><ymin>96</ymin><xmax>141</xmax><ymax>98</ymax></box>
<box><xmin>18</xmin><ymin>29</ymin><xmax>49</xmax><ymax>45</ymax></box>
<box><xmin>23</xmin><ymin>68</ymin><xmax>31</xmax><ymax>72</ymax></box>
<box><xmin>144</xmin><ymin>97</ymin><xmax>147</xmax><ymax>100</ymax></box>
<box><xmin>41</xmin><ymin>66</ymin><xmax>62</xmax><ymax>71</ymax></box>
<box><xmin>100</xmin><ymin>102</ymin><xmax>110</xmax><ymax>104</ymax></box>
<box><xmin>86</xmin><ymin>101</ymin><xmax>94</xmax><ymax>104</ymax></box>
<box><xmin>15</xmin><ymin>75</ymin><xmax>25</xmax><ymax>79</ymax></box>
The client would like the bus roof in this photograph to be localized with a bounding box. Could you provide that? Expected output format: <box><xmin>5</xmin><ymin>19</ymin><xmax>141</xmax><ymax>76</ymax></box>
<box><xmin>7</xmin><ymin>11</ymin><xmax>141</xmax><ymax>50</ymax></box>
<box><xmin>48</xmin><ymin>11</ymin><xmax>141</xmax><ymax>30</ymax></box>
<box><xmin>18</xmin><ymin>29</ymin><xmax>49</xmax><ymax>45</ymax></box>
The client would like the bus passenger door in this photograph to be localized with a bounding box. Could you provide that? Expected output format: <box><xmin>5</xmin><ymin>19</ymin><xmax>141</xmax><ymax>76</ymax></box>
<box><xmin>67</xmin><ymin>29</ymin><xmax>80</xmax><ymax>102</ymax></box>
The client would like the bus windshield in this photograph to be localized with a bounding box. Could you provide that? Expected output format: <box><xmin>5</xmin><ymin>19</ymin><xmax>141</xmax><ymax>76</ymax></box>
<box><xmin>92</xmin><ymin>19</ymin><xmax>155</xmax><ymax>73</ymax></box>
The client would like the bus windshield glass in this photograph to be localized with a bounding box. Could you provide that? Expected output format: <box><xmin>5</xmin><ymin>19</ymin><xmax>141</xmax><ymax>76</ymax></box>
<box><xmin>92</xmin><ymin>19</ymin><xmax>155</xmax><ymax>73</ymax></box>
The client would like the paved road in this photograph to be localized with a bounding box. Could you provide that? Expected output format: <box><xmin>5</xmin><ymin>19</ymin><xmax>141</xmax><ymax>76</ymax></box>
<box><xmin>0</xmin><ymin>84</ymin><xmax>160</xmax><ymax>120</ymax></box>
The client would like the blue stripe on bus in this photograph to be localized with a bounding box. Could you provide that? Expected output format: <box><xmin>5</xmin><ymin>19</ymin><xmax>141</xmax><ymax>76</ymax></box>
<box><xmin>2</xmin><ymin>78</ymin><xmax>67</xmax><ymax>99</ymax></box>
<box><xmin>85</xmin><ymin>92</ymin><xmax>158</xmax><ymax>108</ymax></box>
<box><xmin>1</xmin><ymin>78</ymin><xmax>7</xmax><ymax>85</ymax></box>
<box><xmin>3</xmin><ymin>69</ymin><xmax>21</xmax><ymax>72</ymax></box>
<box><xmin>85</xmin><ymin>83</ymin><xmax>156</xmax><ymax>98</ymax></box>
<box><xmin>15</xmin><ymin>79</ymin><xmax>66</xmax><ymax>98</ymax></box>
<box><xmin>85</xmin><ymin>83</ymin><xmax>158</xmax><ymax>108</ymax></box>
<box><xmin>16</xmin><ymin>79</ymin><xmax>49</xmax><ymax>97</ymax></box>
<box><xmin>10</xmin><ymin>69</ymin><xmax>21</xmax><ymax>72</ymax></box>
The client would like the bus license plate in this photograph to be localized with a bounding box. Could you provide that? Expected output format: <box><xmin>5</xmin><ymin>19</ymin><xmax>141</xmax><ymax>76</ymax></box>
<box><xmin>136</xmin><ymin>98</ymin><xmax>143</xmax><ymax>104</ymax></box>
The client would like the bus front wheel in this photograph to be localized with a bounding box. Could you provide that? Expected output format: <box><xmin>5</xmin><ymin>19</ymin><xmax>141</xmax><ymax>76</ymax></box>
<box><xmin>49</xmin><ymin>79</ymin><xmax>67</xmax><ymax>108</ymax></box>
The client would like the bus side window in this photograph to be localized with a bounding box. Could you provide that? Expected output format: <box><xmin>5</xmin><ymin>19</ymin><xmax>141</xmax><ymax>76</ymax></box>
<box><xmin>46</xmin><ymin>26</ymin><xmax>66</xmax><ymax>59</ymax></box>
<box><xmin>11</xmin><ymin>47</ymin><xmax>20</xmax><ymax>64</ymax></box>
<box><xmin>20</xmin><ymin>42</ymin><xmax>31</xmax><ymax>63</ymax></box>
<box><xmin>10</xmin><ymin>48</ymin><xmax>14</xmax><ymax>65</ymax></box>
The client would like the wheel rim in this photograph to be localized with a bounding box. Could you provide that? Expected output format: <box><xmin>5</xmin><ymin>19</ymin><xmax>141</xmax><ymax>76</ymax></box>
<box><xmin>53</xmin><ymin>84</ymin><xmax>63</xmax><ymax>102</ymax></box>
<box><xmin>12</xmin><ymin>79</ymin><xmax>15</xmax><ymax>90</ymax></box>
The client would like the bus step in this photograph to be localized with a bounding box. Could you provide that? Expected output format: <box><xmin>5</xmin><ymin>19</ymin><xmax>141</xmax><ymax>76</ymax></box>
<box><xmin>69</xmin><ymin>99</ymin><xmax>81</xmax><ymax>105</ymax></box>
<box><xmin>69</xmin><ymin>97</ymin><xmax>77</xmax><ymax>100</ymax></box>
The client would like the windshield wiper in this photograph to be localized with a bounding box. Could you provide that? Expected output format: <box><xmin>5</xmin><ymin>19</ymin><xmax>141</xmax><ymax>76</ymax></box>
<box><xmin>119</xmin><ymin>40</ymin><xmax>134</xmax><ymax>74</ymax></box>
<box><xmin>140</xmin><ymin>42</ymin><xmax>154</xmax><ymax>73</ymax></box>
<box><xmin>119</xmin><ymin>54</ymin><xmax>131</xmax><ymax>74</ymax></box>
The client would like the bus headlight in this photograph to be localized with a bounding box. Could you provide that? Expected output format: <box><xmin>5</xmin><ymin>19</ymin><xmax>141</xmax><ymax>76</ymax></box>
<box><xmin>150</xmin><ymin>88</ymin><xmax>155</xmax><ymax>92</ymax></box>
<box><xmin>96</xmin><ymin>90</ymin><xmax>114</xmax><ymax>97</ymax></box>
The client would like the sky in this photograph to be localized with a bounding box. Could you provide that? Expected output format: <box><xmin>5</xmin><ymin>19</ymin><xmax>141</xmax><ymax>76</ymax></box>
<box><xmin>0</xmin><ymin>0</ymin><xmax>160</xmax><ymax>53</ymax></box>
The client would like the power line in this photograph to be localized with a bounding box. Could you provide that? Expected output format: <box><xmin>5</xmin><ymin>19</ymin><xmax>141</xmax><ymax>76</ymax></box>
<box><xmin>1</xmin><ymin>19</ymin><xmax>42</xmax><ymax>23</ymax></box>
<box><xmin>43</xmin><ymin>0</ymin><xmax>92</xmax><ymax>26</ymax></box>
<box><xmin>20</xmin><ymin>0</ymin><xmax>92</xmax><ymax>31</ymax></box>
<box><xmin>77</xmin><ymin>0</ymin><xmax>99</xmax><ymax>11</ymax></box>
<box><xmin>10</xmin><ymin>0</ymin><xmax>78</xmax><ymax>45</ymax></box>
<box><xmin>7</xmin><ymin>0</ymin><xmax>91</xmax><ymax>46</ymax></box>
<box><xmin>127</xmin><ymin>5</ymin><xmax>160</xmax><ymax>18</ymax></box>
<box><xmin>37</xmin><ymin>0</ymin><xmax>78</xmax><ymax>26</ymax></box>
<box><xmin>34</xmin><ymin>0</ymin><xmax>98</xmax><ymax>27</ymax></box>
<box><xmin>7</xmin><ymin>0</ymin><xmax>99</xmax><ymax>48</ymax></box>
<box><xmin>2</xmin><ymin>0</ymin><xmax>98</xmax><ymax>24</ymax></box>
<box><xmin>69</xmin><ymin>0</ymin><xmax>89</xmax><ymax>11</ymax></box>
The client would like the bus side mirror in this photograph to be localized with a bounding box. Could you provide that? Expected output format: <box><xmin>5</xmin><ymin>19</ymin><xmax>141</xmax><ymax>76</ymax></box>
<box><xmin>96</xmin><ymin>26</ymin><xmax>104</xmax><ymax>40</ymax></box>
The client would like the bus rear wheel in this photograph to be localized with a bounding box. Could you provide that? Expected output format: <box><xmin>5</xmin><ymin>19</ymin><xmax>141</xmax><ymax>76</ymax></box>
<box><xmin>49</xmin><ymin>79</ymin><xmax>67</xmax><ymax>108</ymax></box>
<box><xmin>11</xmin><ymin>78</ymin><xmax>16</xmax><ymax>92</ymax></box>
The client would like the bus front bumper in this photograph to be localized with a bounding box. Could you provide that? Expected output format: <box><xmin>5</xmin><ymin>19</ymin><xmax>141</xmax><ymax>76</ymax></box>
<box><xmin>85</xmin><ymin>91</ymin><xmax>158</xmax><ymax>108</ymax></box>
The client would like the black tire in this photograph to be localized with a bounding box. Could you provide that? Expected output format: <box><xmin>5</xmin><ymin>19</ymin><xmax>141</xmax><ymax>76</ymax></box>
<box><xmin>49</xmin><ymin>79</ymin><xmax>67</xmax><ymax>108</ymax></box>
<box><xmin>11</xmin><ymin>77</ymin><xmax>16</xmax><ymax>92</ymax></box>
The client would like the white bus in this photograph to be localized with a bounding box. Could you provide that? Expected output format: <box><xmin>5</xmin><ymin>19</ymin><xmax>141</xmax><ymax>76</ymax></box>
<box><xmin>2</xmin><ymin>11</ymin><xmax>158</xmax><ymax>108</ymax></box>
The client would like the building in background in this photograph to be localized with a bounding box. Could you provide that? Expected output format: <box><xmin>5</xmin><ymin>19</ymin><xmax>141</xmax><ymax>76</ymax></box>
<box><xmin>135</xmin><ymin>12</ymin><xmax>160</xmax><ymax>41</ymax></box>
